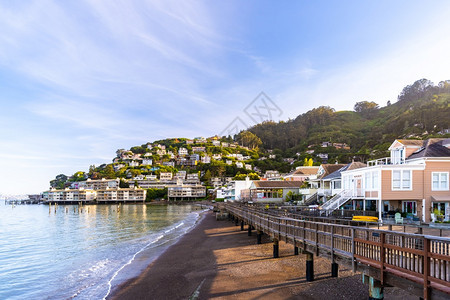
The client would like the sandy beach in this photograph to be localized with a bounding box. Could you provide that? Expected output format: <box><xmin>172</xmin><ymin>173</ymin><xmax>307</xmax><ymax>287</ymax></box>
<box><xmin>111</xmin><ymin>211</ymin><xmax>414</xmax><ymax>300</ymax></box>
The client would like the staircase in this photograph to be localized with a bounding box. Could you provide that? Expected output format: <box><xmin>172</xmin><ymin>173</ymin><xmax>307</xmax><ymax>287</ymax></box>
<box><xmin>320</xmin><ymin>190</ymin><xmax>351</xmax><ymax>213</ymax></box>
<box><xmin>303</xmin><ymin>192</ymin><xmax>319</xmax><ymax>205</ymax></box>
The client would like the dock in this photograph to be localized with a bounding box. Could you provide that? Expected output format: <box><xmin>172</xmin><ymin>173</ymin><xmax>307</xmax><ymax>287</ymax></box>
<box><xmin>222</xmin><ymin>203</ymin><xmax>450</xmax><ymax>300</ymax></box>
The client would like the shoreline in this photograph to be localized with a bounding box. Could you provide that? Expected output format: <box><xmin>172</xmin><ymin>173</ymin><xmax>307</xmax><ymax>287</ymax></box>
<box><xmin>105</xmin><ymin>207</ymin><xmax>209</xmax><ymax>299</ymax></box>
<box><xmin>109</xmin><ymin>211</ymin><xmax>414</xmax><ymax>300</ymax></box>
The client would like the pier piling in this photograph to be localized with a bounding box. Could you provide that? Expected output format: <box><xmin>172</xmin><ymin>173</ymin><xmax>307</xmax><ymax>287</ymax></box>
<box><xmin>331</xmin><ymin>262</ymin><xmax>338</xmax><ymax>277</ymax></box>
<box><xmin>247</xmin><ymin>224</ymin><xmax>252</xmax><ymax>236</ymax></box>
<box><xmin>256</xmin><ymin>231</ymin><xmax>262</xmax><ymax>244</ymax></box>
<box><xmin>306</xmin><ymin>252</ymin><xmax>314</xmax><ymax>282</ymax></box>
<box><xmin>273</xmin><ymin>239</ymin><xmax>279</xmax><ymax>258</ymax></box>
<box><xmin>363</xmin><ymin>275</ymin><xmax>384</xmax><ymax>300</ymax></box>
<box><xmin>240</xmin><ymin>220</ymin><xmax>244</xmax><ymax>231</ymax></box>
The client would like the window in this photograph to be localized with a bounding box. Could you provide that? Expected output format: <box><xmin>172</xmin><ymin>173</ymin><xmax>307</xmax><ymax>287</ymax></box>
<box><xmin>364</xmin><ymin>173</ymin><xmax>370</xmax><ymax>189</ymax></box>
<box><xmin>403</xmin><ymin>201</ymin><xmax>417</xmax><ymax>215</ymax></box>
<box><xmin>372</xmin><ymin>171</ymin><xmax>378</xmax><ymax>189</ymax></box>
<box><xmin>432</xmin><ymin>172</ymin><xmax>449</xmax><ymax>191</ymax></box>
<box><xmin>392</xmin><ymin>170</ymin><xmax>412</xmax><ymax>190</ymax></box>
<box><xmin>333</xmin><ymin>180</ymin><xmax>341</xmax><ymax>189</ymax></box>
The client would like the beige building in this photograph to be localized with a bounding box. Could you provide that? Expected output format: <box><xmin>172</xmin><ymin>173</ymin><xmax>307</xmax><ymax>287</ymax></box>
<box><xmin>160</xmin><ymin>172</ymin><xmax>173</xmax><ymax>181</ymax></box>
<box><xmin>96</xmin><ymin>188</ymin><xmax>146</xmax><ymax>203</ymax></box>
<box><xmin>85</xmin><ymin>178</ymin><xmax>120</xmax><ymax>190</ymax></box>
<box><xmin>340</xmin><ymin>139</ymin><xmax>450</xmax><ymax>222</ymax></box>
<box><xmin>167</xmin><ymin>185</ymin><xmax>206</xmax><ymax>200</ymax></box>
<box><xmin>45</xmin><ymin>189</ymin><xmax>96</xmax><ymax>203</ymax></box>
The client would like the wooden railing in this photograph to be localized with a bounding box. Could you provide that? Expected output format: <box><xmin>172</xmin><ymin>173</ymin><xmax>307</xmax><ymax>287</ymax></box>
<box><xmin>225</xmin><ymin>204</ymin><xmax>450</xmax><ymax>299</ymax></box>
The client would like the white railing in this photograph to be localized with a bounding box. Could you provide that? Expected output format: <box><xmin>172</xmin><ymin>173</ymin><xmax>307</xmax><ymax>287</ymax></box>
<box><xmin>367</xmin><ymin>157</ymin><xmax>391</xmax><ymax>166</ymax></box>
<box><xmin>321</xmin><ymin>190</ymin><xmax>352</xmax><ymax>212</ymax></box>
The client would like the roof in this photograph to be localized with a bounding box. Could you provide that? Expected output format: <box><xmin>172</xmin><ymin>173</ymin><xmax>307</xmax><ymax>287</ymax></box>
<box><xmin>285</xmin><ymin>166</ymin><xmax>320</xmax><ymax>177</ymax></box>
<box><xmin>407</xmin><ymin>140</ymin><xmax>450</xmax><ymax>160</ymax></box>
<box><xmin>396</xmin><ymin>139</ymin><xmax>424</xmax><ymax>146</ymax></box>
<box><xmin>252</xmin><ymin>181</ymin><xmax>304</xmax><ymax>189</ymax></box>
<box><xmin>293</xmin><ymin>166</ymin><xmax>320</xmax><ymax>175</ymax></box>
<box><xmin>318</xmin><ymin>164</ymin><xmax>346</xmax><ymax>179</ymax></box>
<box><xmin>322</xmin><ymin>162</ymin><xmax>366</xmax><ymax>181</ymax></box>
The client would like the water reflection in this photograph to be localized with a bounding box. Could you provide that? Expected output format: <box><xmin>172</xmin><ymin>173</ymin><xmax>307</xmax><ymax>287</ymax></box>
<box><xmin>0</xmin><ymin>203</ymin><xmax>203</xmax><ymax>300</ymax></box>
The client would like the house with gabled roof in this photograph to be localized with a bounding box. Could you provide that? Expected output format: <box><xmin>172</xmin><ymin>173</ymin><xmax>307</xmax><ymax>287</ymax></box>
<box><xmin>284</xmin><ymin>166</ymin><xmax>320</xmax><ymax>182</ymax></box>
<box><xmin>321</xmin><ymin>162</ymin><xmax>366</xmax><ymax>196</ymax></box>
<box><xmin>337</xmin><ymin>138</ymin><xmax>450</xmax><ymax>222</ymax></box>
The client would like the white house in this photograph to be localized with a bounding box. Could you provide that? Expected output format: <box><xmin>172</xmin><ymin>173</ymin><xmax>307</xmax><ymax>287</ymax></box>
<box><xmin>142</xmin><ymin>158</ymin><xmax>153</xmax><ymax>166</ymax></box>
<box><xmin>178</xmin><ymin>147</ymin><xmax>189</xmax><ymax>156</ymax></box>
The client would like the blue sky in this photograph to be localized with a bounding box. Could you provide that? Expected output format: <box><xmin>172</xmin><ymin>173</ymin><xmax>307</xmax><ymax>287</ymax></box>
<box><xmin>1</xmin><ymin>0</ymin><xmax>450</xmax><ymax>195</ymax></box>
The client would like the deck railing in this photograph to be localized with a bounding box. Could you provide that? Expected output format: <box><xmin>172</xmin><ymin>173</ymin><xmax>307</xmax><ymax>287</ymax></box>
<box><xmin>225</xmin><ymin>204</ymin><xmax>450</xmax><ymax>299</ymax></box>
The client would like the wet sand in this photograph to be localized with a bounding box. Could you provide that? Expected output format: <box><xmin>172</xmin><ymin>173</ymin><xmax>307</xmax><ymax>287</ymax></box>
<box><xmin>111</xmin><ymin>211</ymin><xmax>414</xmax><ymax>300</ymax></box>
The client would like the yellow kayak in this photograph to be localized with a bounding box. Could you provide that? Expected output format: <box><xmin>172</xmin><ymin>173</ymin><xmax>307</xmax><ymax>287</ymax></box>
<box><xmin>352</xmin><ymin>215</ymin><xmax>378</xmax><ymax>222</ymax></box>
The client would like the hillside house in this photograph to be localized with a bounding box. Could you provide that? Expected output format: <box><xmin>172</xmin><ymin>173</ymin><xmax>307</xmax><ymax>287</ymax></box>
<box><xmin>178</xmin><ymin>147</ymin><xmax>189</xmax><ymax>156</ymax></box>
<box><xmin>160</xmin><ymin>172</ymin><xmax>173</xmax><ymax>181</ymax></box>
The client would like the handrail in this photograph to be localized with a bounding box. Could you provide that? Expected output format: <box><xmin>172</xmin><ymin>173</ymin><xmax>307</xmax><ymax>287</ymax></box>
<box><xmin>224</xmin><ymin>203</ymin><xmax>450</xmax><ymax>299</ymax></box>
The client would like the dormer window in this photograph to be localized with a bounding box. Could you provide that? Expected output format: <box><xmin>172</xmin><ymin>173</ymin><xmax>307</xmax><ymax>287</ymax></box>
<box><xmin>391</xmin><ymin>147</ymin><xmax>405</xmax><ymax>164</ymax></box>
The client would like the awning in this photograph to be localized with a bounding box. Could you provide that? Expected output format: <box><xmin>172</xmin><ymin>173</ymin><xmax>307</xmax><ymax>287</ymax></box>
<box><xmin>431</xmin><ymin>195</ymin><xmax>450</xmax><ymax>202</ymax></box>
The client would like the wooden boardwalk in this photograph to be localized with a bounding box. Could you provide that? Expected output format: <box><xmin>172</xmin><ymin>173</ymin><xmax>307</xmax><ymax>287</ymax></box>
<box><xmin>224</xmin><ymin>204</ymin><xmax>450</xmax><ymax>300</ymax></box>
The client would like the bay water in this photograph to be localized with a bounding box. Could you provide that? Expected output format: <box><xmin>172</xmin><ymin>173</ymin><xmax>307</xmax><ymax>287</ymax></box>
<box><xmin>0</xmin><ymin>202</ymin><xmax>206</xmax><ymax>299</ymax></box>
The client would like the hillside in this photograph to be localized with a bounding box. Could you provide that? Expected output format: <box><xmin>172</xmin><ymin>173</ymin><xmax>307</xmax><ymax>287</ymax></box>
<box><xmin>49</xmin><ymin>79</ymin><xmax>449</xmax><ymax>188</ymax></box>
<box><xmin>249</xmin><ymin>78</ymin><xmax>450</xmax><ymax>159</ymax></box>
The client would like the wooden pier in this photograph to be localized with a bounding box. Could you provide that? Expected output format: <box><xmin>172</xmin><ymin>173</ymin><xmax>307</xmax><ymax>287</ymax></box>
<box><xmin>224</xmin><ymin>204</ymin><xmax>450</xmax><ymax>300</ymax></box>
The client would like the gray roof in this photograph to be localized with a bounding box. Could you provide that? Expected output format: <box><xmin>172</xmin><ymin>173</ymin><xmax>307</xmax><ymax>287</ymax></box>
<box><xmin>322</xmin><ymin>162</ymin><xmax>366</xmax><ymax>181</ymax></box>
<box><xmin>407</xmin><ymin>139</ymin><xmax>450</xmax><ymax>160</ymax></box>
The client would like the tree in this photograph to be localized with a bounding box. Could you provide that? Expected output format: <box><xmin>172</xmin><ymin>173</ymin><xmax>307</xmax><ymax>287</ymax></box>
<box><xmin>354</xmin><ymin>101</ymin><xmax>379</xmax><ymax>118</ymax></box>
<box><xmin>50</xmin><ymin>174</ymin><xmax>68</xmax><ymax>189</ymax></box>
<box><xmin>236</xmin><ymin>131</ymin><xmax>262</xmax><ymax>149</ymax></box>
<box><xmin>307</xmin><ymin>158</ymin><xmax>313</xmax><ymax>166</ymax></box>
<box><xmin>119</xmin><ymin>179</ymin><xmax>129</xmax><ymax>188</ymax></box>
<box><xmin>201</xmin><ymin>170</ymin><xmax>212</xmax><ymax>183</ymax></box>
<box><xmin>102</xmin><ymin>164</ymin><xmax>116</xmax><ymax>179</ymax></box>
<box><xmin>69</xmin><ymin>171</ymin><xmax>86</xmax><ymax>182</ymax></box>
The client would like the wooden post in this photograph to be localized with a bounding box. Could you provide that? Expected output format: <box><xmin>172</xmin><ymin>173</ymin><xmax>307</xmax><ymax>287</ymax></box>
<box><xmin>368</xmin><ymin>276</ymin><xmax>384</xmax><ymax>300</ymax></box>
<box><xmin>331</xmin><ymin>262</ymin><xmax>338</xmax><ymax>277</ymax></box>
<box><xmin>306</xmin><ymin>251</ymin><xmax>314</xmax><ymax>282</ymax></box>
<box><xmin>423</xmin><ymin>237</ymin><xmax>430</xmax><ymax>300</ymax></box>
<box><xmin>248</xmin><ymin>224</ymin><xmax>252</xmax><ymax>236</ymax></box>
<box><xmin>380</xmin><ymin>232</ymin><xmax>385</xmax><ymax>285</ymax></box>
<box><xmin>241</xmin><ymin>220</ymin><xmax>244</xmax><ymax>231</ymax></box>
<box><xmin>351</xmin><ymin>228</ymin><xmax>356</xmax><ymax>273</ymax></box>
<box><xmin>273</xmin><ymin>238</ymin><xmax>279</xmax><ymax>258</ymax></box>
<box><xmin>257</xmin><ymin>230</ymin><xmax>262</xmax><ymax>244</ymax></box>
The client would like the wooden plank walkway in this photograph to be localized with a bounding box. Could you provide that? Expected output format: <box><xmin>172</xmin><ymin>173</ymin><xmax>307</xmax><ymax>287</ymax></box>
<box><xmin>224</xmin><ymin>204</ymin><xmax>450</xmax><ymax>300</ymax></box>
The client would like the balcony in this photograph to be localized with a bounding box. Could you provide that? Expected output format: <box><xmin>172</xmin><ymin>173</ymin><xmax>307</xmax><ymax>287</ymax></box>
<box><xmin>367</xmin><ymin>156</ymin><xmax>408</xmax><ymax>166</ymax></box>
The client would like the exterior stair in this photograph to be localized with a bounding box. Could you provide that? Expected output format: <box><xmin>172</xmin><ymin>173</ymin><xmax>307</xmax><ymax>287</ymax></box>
<box><xmin>320</xmin><ymin>190</ymin><xmax>352</xmax><ymax>213</ymax></box>
<box><xmin>303</xmin><ymin>192</ymin><xmax>319</xmax><ymax>205</ymax></box>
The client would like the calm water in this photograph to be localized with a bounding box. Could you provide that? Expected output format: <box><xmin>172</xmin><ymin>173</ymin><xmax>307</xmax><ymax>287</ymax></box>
<box><xmin>0</xmin><ymin>202</ymin><xmax>206</xmax><ymax>299</ymax></box>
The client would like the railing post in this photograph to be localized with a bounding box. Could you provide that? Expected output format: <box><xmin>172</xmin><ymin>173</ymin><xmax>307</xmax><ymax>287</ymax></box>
<box><xmin>380</xmin><ymin>232</ymin><xmax>385</xmax><ymax>285</ymax></box>
<box><xmin>248</xmin><ymin>223</ymin><xmax>252</xmax><ymax>236</ymax></box>
<box><xmin>423</xmin><ymin>237</ymin><xmax>430</xmax><ymax>300</ymax></box>
<box><xmin>241</xmin><ymin>220</ymin><xmax>244</xmax><ymax>231</ymax></box>
<box><xmin>351</xmin><ymin>228</ymin><xmax>356</xmax><ymax>272</ymax></box>
<box><xmin>331</xmin><ymin>226</ymin><xmax>338</xmax><ymax>277</ymax></box>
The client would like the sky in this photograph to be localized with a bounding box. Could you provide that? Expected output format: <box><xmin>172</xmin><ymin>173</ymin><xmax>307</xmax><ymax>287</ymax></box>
<box><xmin>1</xmin><ymin>0</ymin><xmax>450</xmax><ymax>195</ymax></box>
